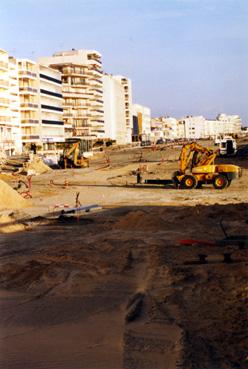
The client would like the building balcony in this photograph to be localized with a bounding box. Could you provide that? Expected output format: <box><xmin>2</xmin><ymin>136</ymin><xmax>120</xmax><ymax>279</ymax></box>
<box><xmin>63</xmin><ymin>91</ymin><xmax>90</xmax><ymax>99</ymax></box>
<box><xmin>0</xmin><ymin>79</ymin><xmax>9</xmax><ymax>88</ymax></box>
<box><xmin>22</xmin><ymin>135</ymin><xmax>40</xmax><ymax>141</ymax></box>
<box><xmin>19</xmin><ymin>87</ymin><xmax>38</xmax><ymax>95</ymax></box>
<box><xmin>89</xmin><ymin>81</ymin><xmax>103</xmax><ymax>88</ymax></box>
<box><xmin>0</xmin><ymin>98</ymin><xmax>9</xmax><ymax>107</ymax></box>
<box><xmin>21</xmin><ymin>103</ymin><xmax>38</xmax><ymax>109</ymax></box>
<box><xmin>90</xmin><ymin>68</ymin><xmax>103</xmax><ymax>76</ymax></box>
<box><xmin>90</xmin><ymin>89</ymin><xmax>103</xmax><ymax>96</ymax></box>
<box><xmin>19</xmin><ymin>71</ymin><xmax>37</xmax><ymax>79</ymax></box>
<box><xmin>0</xmin><ymin>118</ymin><xmax>10</xmax><ymax>124</ymax></box>
<box><xmin>0</xmin><ymin>61</ymin><xmax>8</xmax><ymax>71</ymax></box>
<box><xmin>62</xmin><ymin>67</ymin><xmax>88</xmax><ymax>75</ymax></box>
<box><xmin>41</xmin><ymin>104</ymin><xmax>63</xmax><ymax>112</ymax></box>
<box><xmin>21</xmin><ymin>119</ymin><xmax>39</xmax><ymax>124</ymax></box>
<box><xmin>63</xmin><ymin>111</ymin><xmax>89</xmax><ymax>118</ymax></box>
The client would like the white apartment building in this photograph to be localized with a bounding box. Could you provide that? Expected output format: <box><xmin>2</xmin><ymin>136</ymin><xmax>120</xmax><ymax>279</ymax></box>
<box><xmin>132</xmin><ymin>104</ymin><xmax>151</xmax><ymax>141</ymax></box>
<box><xmin>150</xmin><ymin>118</ymin><xmax>163</xmax><ymax>142</ymax></box>
<box><xmin>114</xmin><ymin>76</ymin><xmax>133</xmax><ymax>143</ymax></box>
<box><xmin>18</xmin><ymin>59</ymin><xmax>64</xmax><ymax>150</ymax></box>
<box><xmin>103</xmin><ymin>74</ymin><xmax>126</xmax><ymax>144</ymax></box>
<box><xmin>39</xmin><ymin>49</ymin><xmax>104</xmax><ymax>139</ymax></box>
<box><xmin>151</xmin><ymin>116</ymin><xmax>178</xmax><ymax>141</ymax></box>
<box><xmin>38</xmin><ymin>64</ymin><xmax>64</xmax><ymax>149</ymax></box>
<box><xmin>0</xmin><ymin>49</ymin><xmax>22</xmax><ymax>155</ymax></box>
<box><xmin>179</xmin><ymin>115</ymin><xmax>206</xmax><ymax>139</ymax></box>
<box><xmin>18</xmin><ymin>58</ymin><xmax>40</xmax><ymax>147</ymax></box>
<box><xmin>216</xmin><ymin>114</ymin><xmax>242</xmax><ymax>136</ymax></box>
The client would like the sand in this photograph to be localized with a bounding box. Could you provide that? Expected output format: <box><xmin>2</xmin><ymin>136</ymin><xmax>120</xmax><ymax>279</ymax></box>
<box><xmin>0</xmin><ymin>179</ymin><xmax>27</xmax><ymax>211</ymax></box>
<box><xmin>24</xmin><ymin>156</ymin><xmax>52</xmax><ymax>175</ymax></box>
<box><xmin>0</xmin><ymin>214</ymin><xmax>26</xmax><ymax>234</ymax></box>
<box><xmin>0</xmin><ymin>140</ymin><xmax>247</xmax><ymax>369</ymax></box>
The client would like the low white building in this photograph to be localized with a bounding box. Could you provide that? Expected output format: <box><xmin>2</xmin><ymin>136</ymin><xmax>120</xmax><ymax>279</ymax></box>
<box><xmin>179</xmin><ymin>116</ymin><xmax>206</xmax><ymax>139</ymax></box>
<box><xmin>132</xmin><ymin>104</ymin><xmax>151</xmax><ymax>141</ymax></box>
<box><xmin>103</xmin><ymin>74</ymin><xmax>126</xmax><ymax>145</ymax></box>
<box><xmin>151</xmin><ymin>116</ymin><xmax>178</xmax><ymax>141</ymax></box>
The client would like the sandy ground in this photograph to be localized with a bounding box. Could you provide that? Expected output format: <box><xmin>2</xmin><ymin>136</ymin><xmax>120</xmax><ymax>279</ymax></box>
<box><xmin>0</xmin><ymin>142</ymin><xmax>247</xmax><ymax>369</ymax></box>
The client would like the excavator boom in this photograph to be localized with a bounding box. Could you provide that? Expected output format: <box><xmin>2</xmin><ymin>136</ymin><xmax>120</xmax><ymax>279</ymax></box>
<box><xmin>179</xmin><ymin>142</ymin><xmax>217</xmax><ymax>174</ymax></box>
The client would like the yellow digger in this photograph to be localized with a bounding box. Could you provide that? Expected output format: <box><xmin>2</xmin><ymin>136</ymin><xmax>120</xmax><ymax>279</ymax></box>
<box><xmin>172</xmin><ymin>142</ymin><xmax>241</xmax><ymax>189</ymax></box>
<box><xmin>59</xmin><ymin>139</ymin><xmax>89</xmax><ymax>169</ymax></box>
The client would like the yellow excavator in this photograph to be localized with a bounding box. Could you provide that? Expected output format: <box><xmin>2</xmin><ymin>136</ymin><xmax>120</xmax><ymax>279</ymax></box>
<box><xmin>172</xmin><ymin>142</ymin><xmax>241</xmax><ymax>189</ymax></box>
<box><xmin>59</xmin><ymin>139</ymin><xmax>89</xmax><ymax>169</ymax></box>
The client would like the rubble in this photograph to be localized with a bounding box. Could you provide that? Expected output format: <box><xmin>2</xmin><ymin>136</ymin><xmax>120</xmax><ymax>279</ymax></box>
<box><xmin>0</xmin><ymin>154</ymin><xmax>51</xmax><ymax>176</ymax></box>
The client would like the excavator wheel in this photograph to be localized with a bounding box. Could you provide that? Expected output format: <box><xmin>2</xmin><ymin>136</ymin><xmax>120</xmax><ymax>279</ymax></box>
<box><xmin>180</xmin><ymin>175</ymin><xmax>197</xmax><ymax>189</ymax></box>
<box><xmin>213</xmin><ymin>174</ymin><xmax>228</xmax><ymax>190</ymax></box>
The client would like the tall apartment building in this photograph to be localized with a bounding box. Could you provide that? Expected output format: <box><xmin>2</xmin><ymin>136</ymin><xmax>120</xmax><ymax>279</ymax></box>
<box><xmin>18</xmin><ymin>58</ymin><xmax>40</xmax><ymax>146</ymax></box>
<box><xmin>103</xmin><ymin>74</ymin><xmax>126</xmax><ymax>144</ymax></box>
<box><xmin>113</xmin><ymin>76</ymin><xmax>133</xmax><ymax>143</ymax></box>
<box><xmin>39</xmin><ymin>49</ymin><xmax>104</xmax><ymax>139</ymax></box>
<box><xmin>38</xmin><ymin>65</ymin><xmax>64</xmax><ymax>148</ymax></box>
<box><xmin>0</xmin><ymin>49</ymin><xmax>22</xmax><ymax>155</ymax></box>
<box><xmin>18</xmin><ymin>59</ymin><xmax>64</xmax><ymax>149</ymax></box>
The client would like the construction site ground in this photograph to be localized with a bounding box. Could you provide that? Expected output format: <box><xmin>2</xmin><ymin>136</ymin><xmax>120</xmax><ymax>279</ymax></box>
<box><xmin>0</xmin><ymin>140</ymin><xmax>247</xmax><ymax>369</ymax></box>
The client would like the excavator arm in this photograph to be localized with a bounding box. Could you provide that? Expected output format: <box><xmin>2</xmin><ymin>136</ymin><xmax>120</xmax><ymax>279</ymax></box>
<box><xmin>179</xmin><ymin>142</ymin><xmax>217</xmax><ymax>174</ymax></box>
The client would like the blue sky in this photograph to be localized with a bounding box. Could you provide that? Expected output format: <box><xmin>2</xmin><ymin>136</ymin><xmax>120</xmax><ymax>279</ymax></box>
<box><xmin>1</xmin><ymin>0</ymin><xmax>247</xmax><ymax>123</ymax></box>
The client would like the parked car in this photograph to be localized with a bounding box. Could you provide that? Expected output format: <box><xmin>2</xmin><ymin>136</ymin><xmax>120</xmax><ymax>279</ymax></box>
<box><xmin>156</xmin><ymin>138</ymin><xmax>164</xmax><ymax>145</ymax></box>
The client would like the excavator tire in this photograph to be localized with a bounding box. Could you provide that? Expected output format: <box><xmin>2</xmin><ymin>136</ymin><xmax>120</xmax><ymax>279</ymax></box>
<box><xmin>213</xmin><ymin>174</ymin><xmax>228</xmax><ymax>189</ymax></box>
<box><xmin>180</xmin><ymin>175</ymin><xmax>197</xmax><ymax>189</ymax></box>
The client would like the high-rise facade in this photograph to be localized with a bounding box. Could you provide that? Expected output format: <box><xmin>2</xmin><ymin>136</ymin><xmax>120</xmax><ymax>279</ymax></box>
<box><xmin>18</xmin><ymin>59</ymin><xmax>64</xmax><ymax>150</ymax></box>
<box><xmin>18</xmin><ymin>58</ymin><xmax>40</xmax><ymax>146</ymax></box>
<box><xmin>38</xmin><ymin>64</ymin><xmax>64</xmax><ymax>149</ymax></box>
<box><xmin>113</xmin><ymin>76</ymin><xmax>133</xmax><ymax>143</ymax></box>
<box><xmin>39</xmin><ymin>49</ymin><xmax>104</xmax><ymax>139</ymax></box>
<box><xmin>103</xmin><ymin>74</ymin><xmax>126</xmax><ymax>144</ymax></box>
<box><xmin>0</xmin><ymin>49</ymin><xmax>22</xmax><ymax>155</ymax></box>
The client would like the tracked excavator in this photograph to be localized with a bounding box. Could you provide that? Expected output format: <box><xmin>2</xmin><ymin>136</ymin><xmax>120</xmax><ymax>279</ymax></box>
<box><xmin>172</xmin><ymin>142</ymin><xmax>241</xmax><ymax>189</ymax></box>
<box><xmin>59</xmin><ymin>139</ymin><xmax>89</xmax><ymax>169</ymax></box>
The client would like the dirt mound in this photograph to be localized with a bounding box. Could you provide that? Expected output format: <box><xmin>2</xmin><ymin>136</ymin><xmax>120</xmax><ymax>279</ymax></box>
<box><xmin>0</xmin><ymin>179</ymin><xmax>27</xmax><ymax>210</ymax></box>
<box><xmin>115</xmin><ymin>210</ymin><xmax>166</xmax><ymax>230</ymax></box>
<box><xmin>24</xmin><ymin>156</ymin><xmax>52</xmax><ymax>175</ymax></box>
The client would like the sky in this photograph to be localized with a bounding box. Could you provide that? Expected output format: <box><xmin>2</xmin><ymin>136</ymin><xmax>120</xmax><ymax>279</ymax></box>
<box><xmin>1</xmin><ymin>0</ymin><xmax>248</xmax><ymax>123</ymax></box>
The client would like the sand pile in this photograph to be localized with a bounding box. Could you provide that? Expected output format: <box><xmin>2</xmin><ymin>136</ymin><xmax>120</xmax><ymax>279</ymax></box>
<box><xmin>24</xmin><ymin>156</ymin><xmax>52</xmax><ymax>175</ymax></box>
<box><xmin>0</xmin><ymin>179</ymin><xmax>27</xmax><ymax>210</ymax></box>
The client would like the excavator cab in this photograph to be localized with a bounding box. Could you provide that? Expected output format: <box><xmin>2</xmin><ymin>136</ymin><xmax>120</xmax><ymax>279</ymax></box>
<box><xmin>59</xmin><ymin>138</ymin><xmax>90</xmax><ymax>169</ymax></box>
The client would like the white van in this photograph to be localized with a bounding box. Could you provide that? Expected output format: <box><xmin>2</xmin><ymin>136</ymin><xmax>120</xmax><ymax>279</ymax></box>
<box><xmin>219</xmin><ymin>137</ymin><xmax>237</xmax><ymax>156</ymax></box>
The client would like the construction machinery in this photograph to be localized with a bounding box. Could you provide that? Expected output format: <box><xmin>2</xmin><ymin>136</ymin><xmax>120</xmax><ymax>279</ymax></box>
<box><xmin>58</xmin><ymin>138</ymin><xmax>90</xmax><ymax>169</ymax></box>
<box><xmin>137</xmin><ymin>142</ymin><xmax>241</xmax><ymax>189</ymax></box>
<box><xmin>172</xmin><ymin>142</ymin><xmax>241</xmax><ymax>189</ymax></box>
